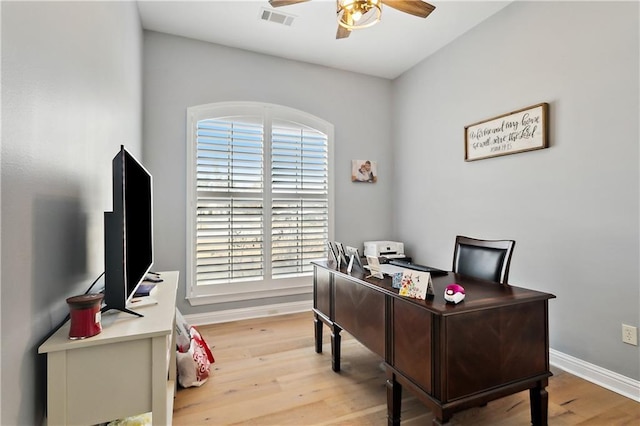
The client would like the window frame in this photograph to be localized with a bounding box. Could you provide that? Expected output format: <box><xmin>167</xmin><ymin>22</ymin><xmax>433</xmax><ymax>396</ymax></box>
<box><xmin>186</xmin><ymin>102</ymin><xmax>334</xmax><ymax>306</ymax></box>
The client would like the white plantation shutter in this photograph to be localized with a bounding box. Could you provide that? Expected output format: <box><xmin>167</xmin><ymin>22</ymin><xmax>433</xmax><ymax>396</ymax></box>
<box><xmin>195</xmin><ymin>118</ymin><xmax>265</xmax><ymax>284</ymax></box>
<box><xmin>271</xmin><ymin>125</ymin><xmax>328</xmax><ymax>194</ymax></box>
<box><xmin>196</xmin><ymin>197</ymin><xmax>263</xmax><ymax>283</ymax></box>
<box><xmin>271</xmin><ymin>124</ymin><xmax>328</xmax><ymax>278</ymax></box>
<box><xmin>272</xmin><ymin>199</ymin><xmax>329</xmax><ymax>277</ymax></box>
<box><xmin>188</xmin><ymin>103</ymin><xmax>333</xmax><ymax>298</ymax></box>
<box><xmin>196</xmin><ymin>119</ymin><xmax>263</xmax><ymax>193</ymax></box>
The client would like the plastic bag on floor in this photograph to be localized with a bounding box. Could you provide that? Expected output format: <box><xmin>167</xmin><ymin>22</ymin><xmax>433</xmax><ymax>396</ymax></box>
<box><xmin>176</xmin><ymin>326</ymin><xmax>215</xmax><ymax>388</ymax></box>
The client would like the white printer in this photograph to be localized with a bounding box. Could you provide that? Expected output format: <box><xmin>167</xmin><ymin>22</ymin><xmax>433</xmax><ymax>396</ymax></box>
<box><xmin>363</xmin><ymin>241</ymin><xmax>405</xmax><ymax>259</ymax></box>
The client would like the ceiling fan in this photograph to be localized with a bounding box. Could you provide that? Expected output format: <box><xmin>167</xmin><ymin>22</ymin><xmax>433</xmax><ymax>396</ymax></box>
<box><xmin>268</xmin><ymin>0</ymin><xmax>436</xmax><ymax>39</ymax></box>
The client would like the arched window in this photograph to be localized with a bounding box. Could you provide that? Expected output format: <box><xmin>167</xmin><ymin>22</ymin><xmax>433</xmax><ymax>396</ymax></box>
<box><xmin>186</xmin><ymin>102</ymin><xmax>334</xmax><ymax>304</ymax></box>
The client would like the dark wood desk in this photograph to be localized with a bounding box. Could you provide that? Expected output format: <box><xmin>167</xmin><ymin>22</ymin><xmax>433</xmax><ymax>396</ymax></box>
<box><xmin>312</xmin><ymin>260</ymin><xmax>555</xmax><ymax>426</ymax></box>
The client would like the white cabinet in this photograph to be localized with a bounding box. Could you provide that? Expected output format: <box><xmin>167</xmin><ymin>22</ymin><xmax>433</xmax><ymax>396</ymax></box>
<box><xmin>39</xmin><ymin>271</ymin><xmax>179</xmax><ymax>425</ymax></box>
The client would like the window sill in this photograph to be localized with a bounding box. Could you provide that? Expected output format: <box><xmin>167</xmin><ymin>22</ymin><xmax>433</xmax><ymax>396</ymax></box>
<box><xmin>186</xmin><ymin>280</ymin><xmax>313</xmax><ymax>306</ymax></box>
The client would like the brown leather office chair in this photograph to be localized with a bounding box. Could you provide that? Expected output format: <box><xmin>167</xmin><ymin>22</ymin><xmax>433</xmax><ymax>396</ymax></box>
<box><xmin>452</xmin><ymin>235</ymin><xmax>515</xmax><ymax>284</ymax></box>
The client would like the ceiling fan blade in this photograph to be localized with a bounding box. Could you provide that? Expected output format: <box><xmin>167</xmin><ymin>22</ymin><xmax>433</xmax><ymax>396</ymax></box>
<box><xmin>269</xmin><ymin>0</ymin><xmax>311</xmax><ymax>7</ymax></box>
<box><xmin>336</xmin><ymin>25</ymin><xmax>351</xmax><ymax>39</ymax></box>
<box><xmin>381</xmin><ymin>0</ymin><xmax>435</xmax><ymax>18</ymax></box>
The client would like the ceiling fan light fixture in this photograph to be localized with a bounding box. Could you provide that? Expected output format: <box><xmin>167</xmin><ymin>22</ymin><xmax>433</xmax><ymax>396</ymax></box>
<box><xmin>337</xmin><ymin>0</ymin><xmax>381</xmax><ymax>30</ymax></box>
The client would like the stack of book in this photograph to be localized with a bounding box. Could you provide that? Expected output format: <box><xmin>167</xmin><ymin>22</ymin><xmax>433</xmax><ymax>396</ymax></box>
<box><xmin>133</xmin><ymin>283</ymin><xmax>157</xmax><ymax>298</ymax></box>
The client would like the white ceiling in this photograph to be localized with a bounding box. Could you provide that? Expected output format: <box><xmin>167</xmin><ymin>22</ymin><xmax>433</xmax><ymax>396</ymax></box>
<box><xmin>137</xmin><ymin>0</ymin><xmax>512</xmax><ymax>79</ymax></box>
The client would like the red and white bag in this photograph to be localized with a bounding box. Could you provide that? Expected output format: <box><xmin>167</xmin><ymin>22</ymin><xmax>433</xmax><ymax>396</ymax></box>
<box><xmin>176</xmin><ymin>326</ymin><xmax>215</xmax><ymax>388</ymax></box>
<box><xmin>175</xmin><ymin>309</ymin><xmax>191</xmax><ymax>352</ymax></box>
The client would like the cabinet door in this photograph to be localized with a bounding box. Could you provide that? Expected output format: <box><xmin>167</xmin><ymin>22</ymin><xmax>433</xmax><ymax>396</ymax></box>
<box><xmin>392</xmin><ymin>298</ymin><xmax>433</xmax><ymax>394</ymax></box>
<box><xmin>334</xmin><ymin>275</ymin><xmax>385</xmax><ymax>357</ymax></box>
<box><xmin>444</xmin><ymin>301</ymin><xmax>548</xmax><ymax>401</ymax></box>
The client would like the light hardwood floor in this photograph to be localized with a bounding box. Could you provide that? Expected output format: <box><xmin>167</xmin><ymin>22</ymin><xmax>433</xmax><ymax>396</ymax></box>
<box><xmin>173</xmin><ymin>312</ymin><xmax>639</xmax><ymax>425</ymax></box>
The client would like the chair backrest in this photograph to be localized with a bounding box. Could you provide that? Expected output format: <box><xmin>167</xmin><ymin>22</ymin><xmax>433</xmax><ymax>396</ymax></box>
<box><xmin>452</xmin><ymin>235</ymin><xmax>515</xmax><ymax>284</ymax></box>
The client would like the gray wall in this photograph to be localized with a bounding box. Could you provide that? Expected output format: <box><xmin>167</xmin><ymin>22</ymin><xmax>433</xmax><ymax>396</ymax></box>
<box><xmin>1</xmin><ymin>2</ymin><xmax>143</xmax><ymax>424</ymax></box>
<box><xmin>392</xmin><ymin>1</ymin><xmax>639</xmax><ymax>380</ymax></box>
<box><xmin>143</xmin><ymin>31</ymin><xmax>394</xmax><ymax>315</ymax></box>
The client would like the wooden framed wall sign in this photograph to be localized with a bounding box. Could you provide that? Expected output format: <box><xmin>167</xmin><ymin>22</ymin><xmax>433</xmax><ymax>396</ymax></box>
<box><xmin>464</xmin><ymin>102</ymin><xmax>549</xmax><ymax>161</ymax></box>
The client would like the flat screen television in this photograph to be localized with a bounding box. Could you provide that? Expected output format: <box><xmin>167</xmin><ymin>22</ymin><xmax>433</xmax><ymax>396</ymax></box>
<box><xmin>102</xmin><ymin>145</ymin><xmax>153</xmax><ymax>317</ymax></box>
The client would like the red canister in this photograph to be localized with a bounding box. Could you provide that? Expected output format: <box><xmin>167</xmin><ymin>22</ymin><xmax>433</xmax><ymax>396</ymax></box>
<box><xmin>66</xmin><ymin>293</ymin><xmax>104</xmax><ymax>339</ymax></box>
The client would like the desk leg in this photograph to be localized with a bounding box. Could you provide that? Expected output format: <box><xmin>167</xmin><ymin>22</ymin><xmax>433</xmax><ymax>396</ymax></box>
<box><xmin>529</xmin><ymin>381</ymin><xmax>548</xmax><ymax>426</ymax></box>
<box><xmin>386</xmin><ymin>370</ymin><xmax>402</xmax><ymax>426</ymax></box>
<box><xmin>314</xmin><ymin>313</ymin><xmax>323</xmax><ymax>353</ymax></box>
<box><xmin>331</xmin><ymin>324</ymin><xmax>342</xmax><ymax>372</ymax></box>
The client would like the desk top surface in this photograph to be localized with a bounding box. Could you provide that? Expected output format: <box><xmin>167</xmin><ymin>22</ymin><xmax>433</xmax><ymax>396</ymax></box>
<box><xmin>313</xmin><ymin>261</ymin><xmax>555</xmax><ymax>315</ymax></box>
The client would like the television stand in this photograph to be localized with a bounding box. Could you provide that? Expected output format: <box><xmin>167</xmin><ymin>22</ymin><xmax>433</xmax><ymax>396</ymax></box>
<box><xmin>39</xmin><ymin>271</ymin><xmax>178</xmax><ymax>425</ymax></box>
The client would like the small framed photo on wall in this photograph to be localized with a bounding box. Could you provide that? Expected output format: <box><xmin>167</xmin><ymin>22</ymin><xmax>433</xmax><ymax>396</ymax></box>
<box><xmin>351</xmin><ymin>159</ymin><xmax>377</xmax><ymax>183</ymax></box>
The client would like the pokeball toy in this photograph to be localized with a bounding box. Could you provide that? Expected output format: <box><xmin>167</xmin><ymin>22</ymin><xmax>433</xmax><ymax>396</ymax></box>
<box><xmin>444</xmin><ymin>284</ymin><xmax>465</xmax><ymax>304</ymax></box>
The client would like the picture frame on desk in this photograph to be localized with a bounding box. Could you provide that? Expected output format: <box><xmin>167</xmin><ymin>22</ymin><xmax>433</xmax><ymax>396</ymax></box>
<box><xmin>326</xmin><ymin>241</ymin><xmax>338</xmax><ymax>264</ymax></box>
<box><xmin>344</xmin><ymin>246</ymin><xmax>364</xmax><ymax>272</ymax></box>
<box><xmin>365</xmin><ymin>255</ymin><xmax>384</xmax><ymax>279</ymax></box>
<box><xmin>334</xmin><ymin>242</ymin><xmax>349</xmax><ymax>265</ymax></box>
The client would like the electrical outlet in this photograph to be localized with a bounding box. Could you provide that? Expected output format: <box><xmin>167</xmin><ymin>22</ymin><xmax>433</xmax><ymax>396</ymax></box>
<box><xmin>622</xmin><ymin>324</ymin><xmax>638</xmax><ymax>346</ymax></box>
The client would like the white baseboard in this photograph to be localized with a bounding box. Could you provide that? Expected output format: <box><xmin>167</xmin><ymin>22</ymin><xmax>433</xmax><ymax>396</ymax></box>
<box><xmin>550</xmin><ymin>348</ymin><xmax>640</xmax><ymax>402</ymax></box>
<box><xmin>184</xmin><ymin>304</ymin><xmax>640</xmax><ymax>403</ymax></box>
<box><xmin>183</xmin><ymin>300</ymin><xmax>313</xmax><ymax>326</ymax></box>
